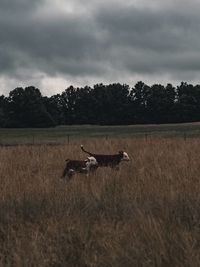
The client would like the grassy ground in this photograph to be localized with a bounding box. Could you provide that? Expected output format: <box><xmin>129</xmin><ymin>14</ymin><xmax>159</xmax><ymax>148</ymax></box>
<box><xmin>1</xmin><ymin>122</ymin><xmax>200</xmax><ymax>145</ymax></box>
<box><xmin>1</xmin><ymin>137</ymin><xmax>200</xmax><ymax>266</ymax></box>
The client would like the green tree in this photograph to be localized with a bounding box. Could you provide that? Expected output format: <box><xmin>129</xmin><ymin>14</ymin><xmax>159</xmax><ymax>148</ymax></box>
<box><xmin>175</xmin><ymin>82</ymin><xmax>200</xmax><ymax>122</ymax></box>
<box><xmin>0</xmin><ymin>95</ymin><xmax>8</xmax><ymax>127</ymax></box>
<box><xmin>60</xmin><ymin>86</ymin><xmax>79</xmax><ymax>124</ymax></box>
<box><xmin>43</xmin><ymin>94</ymin><xmax>64</xmax><ymax>125</ymax></box>
<box><xmin>7</xmin><ymin>86</ymin><xmax>56</xmax><ymax>127</ymax></box>
<box><xmin>130</xmin><ymin>81</ymin><xmax>150</xmax><ymax>123</ymax></box>
<box><xmin>88</xmin><ymin>83</ymin><xmax>130</xmax><ymax>125</ymax></box>
<box><xmin>145</xmin><ymin>83</ymin><xmax>176</xmax><ymax>123</ymax></box>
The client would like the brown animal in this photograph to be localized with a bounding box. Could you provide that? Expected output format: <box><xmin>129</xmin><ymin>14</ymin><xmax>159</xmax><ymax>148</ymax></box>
<box><xmin>61</xmin><ymin>156</ymin><xmax>98</xmax><ymax>180</ymax></box>
<box><xmin>80</xmin><ymin>145</ymin><xmax>130</xmax><ymax>169</ymax></box>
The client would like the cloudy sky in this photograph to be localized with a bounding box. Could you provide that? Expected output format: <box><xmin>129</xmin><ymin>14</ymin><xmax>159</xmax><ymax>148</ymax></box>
<box><xmin>1</xmin><ymin>0</ymin><xmax>200</xmax><ymax>95</ymax></box>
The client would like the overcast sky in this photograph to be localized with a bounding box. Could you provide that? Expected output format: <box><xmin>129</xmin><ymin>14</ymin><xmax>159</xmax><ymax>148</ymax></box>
<box><xmin>1</xmin><ymin>0</ymin><xmax>200</xmax><ymax>95</ymax></box>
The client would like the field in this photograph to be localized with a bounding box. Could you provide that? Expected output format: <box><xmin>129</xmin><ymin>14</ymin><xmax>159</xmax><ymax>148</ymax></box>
<box><xmin>1</xmin><ymin>122</ymin><xmax>200</xmax><ymax>145</ymax></box>
<box><xmin>1</xmin><ymin>136</ymin><xmax>200</xmax><ymax>266</ymax></box>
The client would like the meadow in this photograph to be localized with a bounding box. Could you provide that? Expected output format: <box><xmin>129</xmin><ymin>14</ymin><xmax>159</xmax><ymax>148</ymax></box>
<box><xmin>1</xmin><ymin>122</ymin><xmax>200</xmax><ymax>145</ymax></box>
<box><xmin>0</xmin><ymin>136</ymin><xmax>200</xmax><ymax>266</ymax></box>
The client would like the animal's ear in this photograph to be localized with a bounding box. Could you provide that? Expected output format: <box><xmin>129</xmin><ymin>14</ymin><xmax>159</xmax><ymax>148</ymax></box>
<box><xmin>119</xmin><ymin>151</ymin><xmax>123</xmax><ymax>155</ymax></box>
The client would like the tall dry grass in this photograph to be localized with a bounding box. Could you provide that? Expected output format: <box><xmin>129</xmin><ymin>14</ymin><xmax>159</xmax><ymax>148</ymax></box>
<box><xmin>0</xmin><ymin>137</ymin><xmax>200</xmax><ymax>266</ymax></box>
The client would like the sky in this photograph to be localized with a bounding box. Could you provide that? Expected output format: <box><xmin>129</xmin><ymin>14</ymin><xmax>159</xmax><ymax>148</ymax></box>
<box><xmin>1</xmin><ymin>0</ymin><xmax>200</xmax><ymax>96</ymax></box>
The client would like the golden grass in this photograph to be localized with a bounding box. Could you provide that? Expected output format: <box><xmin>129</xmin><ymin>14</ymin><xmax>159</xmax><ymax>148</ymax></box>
<box><xmin>0</xmin><ymin>138</ymin><xmax>200</xmax><ymax>266</ymax></box>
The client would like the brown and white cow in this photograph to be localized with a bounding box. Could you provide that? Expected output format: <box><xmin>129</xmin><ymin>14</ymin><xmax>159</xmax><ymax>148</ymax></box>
<box><xmin>80</xmin><ymin>145</ymin><xmax>130</xmax><ymax>169</ymax></box>
<box><xmin>61</xmin><ymin>156</ymin><xmax>98</xmax><ymax>180</ymax></box>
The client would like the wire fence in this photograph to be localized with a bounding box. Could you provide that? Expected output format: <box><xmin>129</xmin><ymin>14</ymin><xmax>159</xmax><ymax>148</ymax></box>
<box><xmin>0</xmin><ymin>130</ymin><xmax>198</xmax><ymax>147</ymax></box>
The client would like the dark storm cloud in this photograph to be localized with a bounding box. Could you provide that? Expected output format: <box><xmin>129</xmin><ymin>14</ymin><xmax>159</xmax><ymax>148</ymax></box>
<box><xmin>0</xmin><ymin>0</ymin><xmax>41</xmax><ymax>12</ymax></box>
<box><xmin>95</xmin><ymin>3</ymin><xmax>200</xmax><ymax>73</ymax></box>
<box><xmin>1</xmin><ymin>0</ymin><xmax>200</xmax><ymax>94</ymax></box>
<box><xmin>0</xmin><ymin>0</ymin><xmax>106</xmax><ymax>78</ymax></box>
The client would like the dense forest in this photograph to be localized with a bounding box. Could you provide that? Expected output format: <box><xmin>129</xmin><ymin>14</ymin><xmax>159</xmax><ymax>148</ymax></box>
<box><xmin>0</xmin><ymin>81</ymin><xmax>200</xmax><ymax>127</ymax></box>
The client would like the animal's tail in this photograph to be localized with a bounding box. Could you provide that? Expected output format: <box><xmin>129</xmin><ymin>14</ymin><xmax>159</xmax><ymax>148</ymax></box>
<box><xmin>80</xmin><ymin>145</ymin><xmax>93</xmax><ymax>156</ymax></box>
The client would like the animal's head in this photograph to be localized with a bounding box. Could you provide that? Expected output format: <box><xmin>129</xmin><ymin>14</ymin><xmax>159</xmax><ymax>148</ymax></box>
<box><xmin>85</xmin><ymin>156</ymin><xmax>98</xmax><ymax>167</ymax></box>
<box><xmin>119</xmin><ymin>151</ymin><xmax>130</xmax><ymax>161</ymax></box>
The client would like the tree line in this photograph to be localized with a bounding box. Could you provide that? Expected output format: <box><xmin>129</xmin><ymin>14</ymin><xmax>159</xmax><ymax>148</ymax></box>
<box><xmin>0</xmin><ymin>81</ymin><xmax>200</xmax><ymax>127</ymax></box>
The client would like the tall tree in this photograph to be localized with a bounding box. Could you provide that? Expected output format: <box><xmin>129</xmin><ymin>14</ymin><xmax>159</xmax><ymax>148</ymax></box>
<box><xmin>87</xmin><ymin>83</ymin><xmax>130</xmax><ymax>125</ymax></box>
<box><xmin>73</xmin><ymin>86</ymin><xmax>93</xmax><ymax>124</ymax></box>
<box><xmin>7</xmin><ymin>86</ymin><xmax>56</xmax><ymax>127</ymax></box>
<box><xmin>175</xmin><ymin>82</ymin><xmax>200</xmax><ymax>122</ymax></box>
<box><xmin>60</xmin><ymin>86</ymin><xmax>79</xmax><ymax>124</ymax></box>
<box><xmin>0</xmin><ymin>95</ymin><xmax>8</xmax><ymax>127</ymax></box>
<box><xmin>130</xmin><ymin>81</ymin><xmax>150</xmax><ymax>123</ymax></box>
<box><xmin>43</xmin><ymin>94</ymin><xmax>64</xmax><ymax>125</ymax></box>
<box><xmin>145</xmin><ymin>83</ymin><xmax>176</xmax><ymax>123</ymax></box>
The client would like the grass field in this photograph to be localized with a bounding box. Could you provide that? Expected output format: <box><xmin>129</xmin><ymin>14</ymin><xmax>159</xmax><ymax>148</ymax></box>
<box><xmin>1</xmin><ymin>137</ymin><xmax>200</xmax><ymax>266</ymax></box>
<box><xmin>1</xmin><ymin>122</ymin><xmax>200</xmax><ymax>145</ymax></box>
